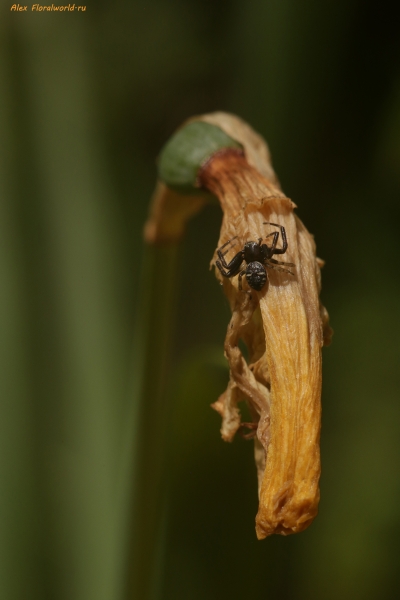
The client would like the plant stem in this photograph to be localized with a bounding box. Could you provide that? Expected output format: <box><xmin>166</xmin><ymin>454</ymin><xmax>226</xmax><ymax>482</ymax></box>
<box><xmin>128</xmin><ymin>242</ymin><xmax>179</xmax><ymax>600</ymax></box>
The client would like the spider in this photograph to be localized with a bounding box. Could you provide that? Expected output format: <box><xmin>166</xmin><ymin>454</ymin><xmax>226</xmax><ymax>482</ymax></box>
<box><xmin>215</xmin><ymin>222</ymin><xmax>295</xmax><ymax>291</ymax></box>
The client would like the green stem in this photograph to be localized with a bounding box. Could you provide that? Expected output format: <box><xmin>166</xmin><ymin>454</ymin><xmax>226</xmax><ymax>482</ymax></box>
<box><xmin>128</xmin><ymin>242</ymin><xmax>179</xmax><ymax>600</ymax></box>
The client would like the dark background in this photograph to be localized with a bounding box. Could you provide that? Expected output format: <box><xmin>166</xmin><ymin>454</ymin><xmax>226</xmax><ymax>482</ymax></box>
<box><xmin>1</xmin><ymin>1</ymin><xmax>400</xmax><ymax>599</ymax></box>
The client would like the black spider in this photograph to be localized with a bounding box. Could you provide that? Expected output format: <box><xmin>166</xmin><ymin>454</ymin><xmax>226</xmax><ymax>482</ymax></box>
<box><xmin>215</xmin><ymin>223</ymin><xmax>295</xmax><ymax>291</ymax></box>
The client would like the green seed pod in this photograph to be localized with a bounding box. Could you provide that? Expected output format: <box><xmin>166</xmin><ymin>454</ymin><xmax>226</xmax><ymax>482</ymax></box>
<box><xmin>158</xmin><ymin>121</ymin><xmax>243</xmax><ymax>192</ymax></box>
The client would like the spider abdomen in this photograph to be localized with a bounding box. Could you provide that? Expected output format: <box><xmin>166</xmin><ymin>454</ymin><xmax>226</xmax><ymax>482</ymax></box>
<box><xmin>246</xmin><ymin>261</ymin><xmax>267</xmax><ymax>291</ymax></box>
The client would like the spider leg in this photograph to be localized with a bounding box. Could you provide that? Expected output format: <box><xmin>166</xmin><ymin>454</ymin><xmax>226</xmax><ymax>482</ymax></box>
<box><xmin>216</xmin><ymin>261</ymin><xmax>243</xmax><ymax>278</ymax></box>
<box><xmin>238</xmin><ymin>268</ymin><xmax>247</xmax><ymax>291</ymax></box>
<box><xmin>265</xmin><ymin>261</ymin><xmax>294</xmax><ymax>276</ymax></box>
<box><xmin>263</xmin><ymin>222</ymin><xmax>288</xmax><ymax>255</ymax></box>
<box><xmin>263</xmin><ymin>231</ymin><xmax>279</xmax><ymax>256</ymax></box>
<box><xmin>218</xmin><ymin>236</ymin><xmax>239</xmax><ymax>256</ymax></box>
<box><xmin>216</xmin><ymin>248</ymin><xmax>244</xmax><ymax>274</ymax></box>
<box><xmin>268</xmin><ymin>257</ymin><xmax>296</xmax><ymax>268</ymax></box>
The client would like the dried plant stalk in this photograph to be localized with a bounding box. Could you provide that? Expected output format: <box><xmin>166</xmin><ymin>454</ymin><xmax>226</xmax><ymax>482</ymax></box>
<box><xmin>145</xmin><ymin>112</ymin><xmax>332</xmax><ymax>540</ymax></box>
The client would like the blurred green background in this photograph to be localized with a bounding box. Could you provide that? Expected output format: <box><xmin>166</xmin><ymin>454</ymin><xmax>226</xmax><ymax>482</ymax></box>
<box><xmin>1</xmin><ymin>1</ymin><xmax>400</xmax><ymax>599</ymax></box>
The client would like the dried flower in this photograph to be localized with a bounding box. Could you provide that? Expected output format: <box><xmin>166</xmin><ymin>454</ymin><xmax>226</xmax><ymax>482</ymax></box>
<box><xmin>145</xmin><ymin>113</ymin><xmax>332</xmax><ymax>539</ymax></box>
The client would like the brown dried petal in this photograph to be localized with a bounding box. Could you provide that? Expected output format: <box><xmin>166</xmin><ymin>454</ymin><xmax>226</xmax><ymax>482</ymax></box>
<box><xmin>197</xmin><ymin>129</ymin><xmax>331</xmax><ymax>539</ymax></box>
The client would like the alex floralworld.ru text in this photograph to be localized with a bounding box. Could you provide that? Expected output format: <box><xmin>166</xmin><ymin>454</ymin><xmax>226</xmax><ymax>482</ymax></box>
<box><xmin>11</xmin><ymin>4</ymin><xmax>86</xmax><ymax>10</ymax></box>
